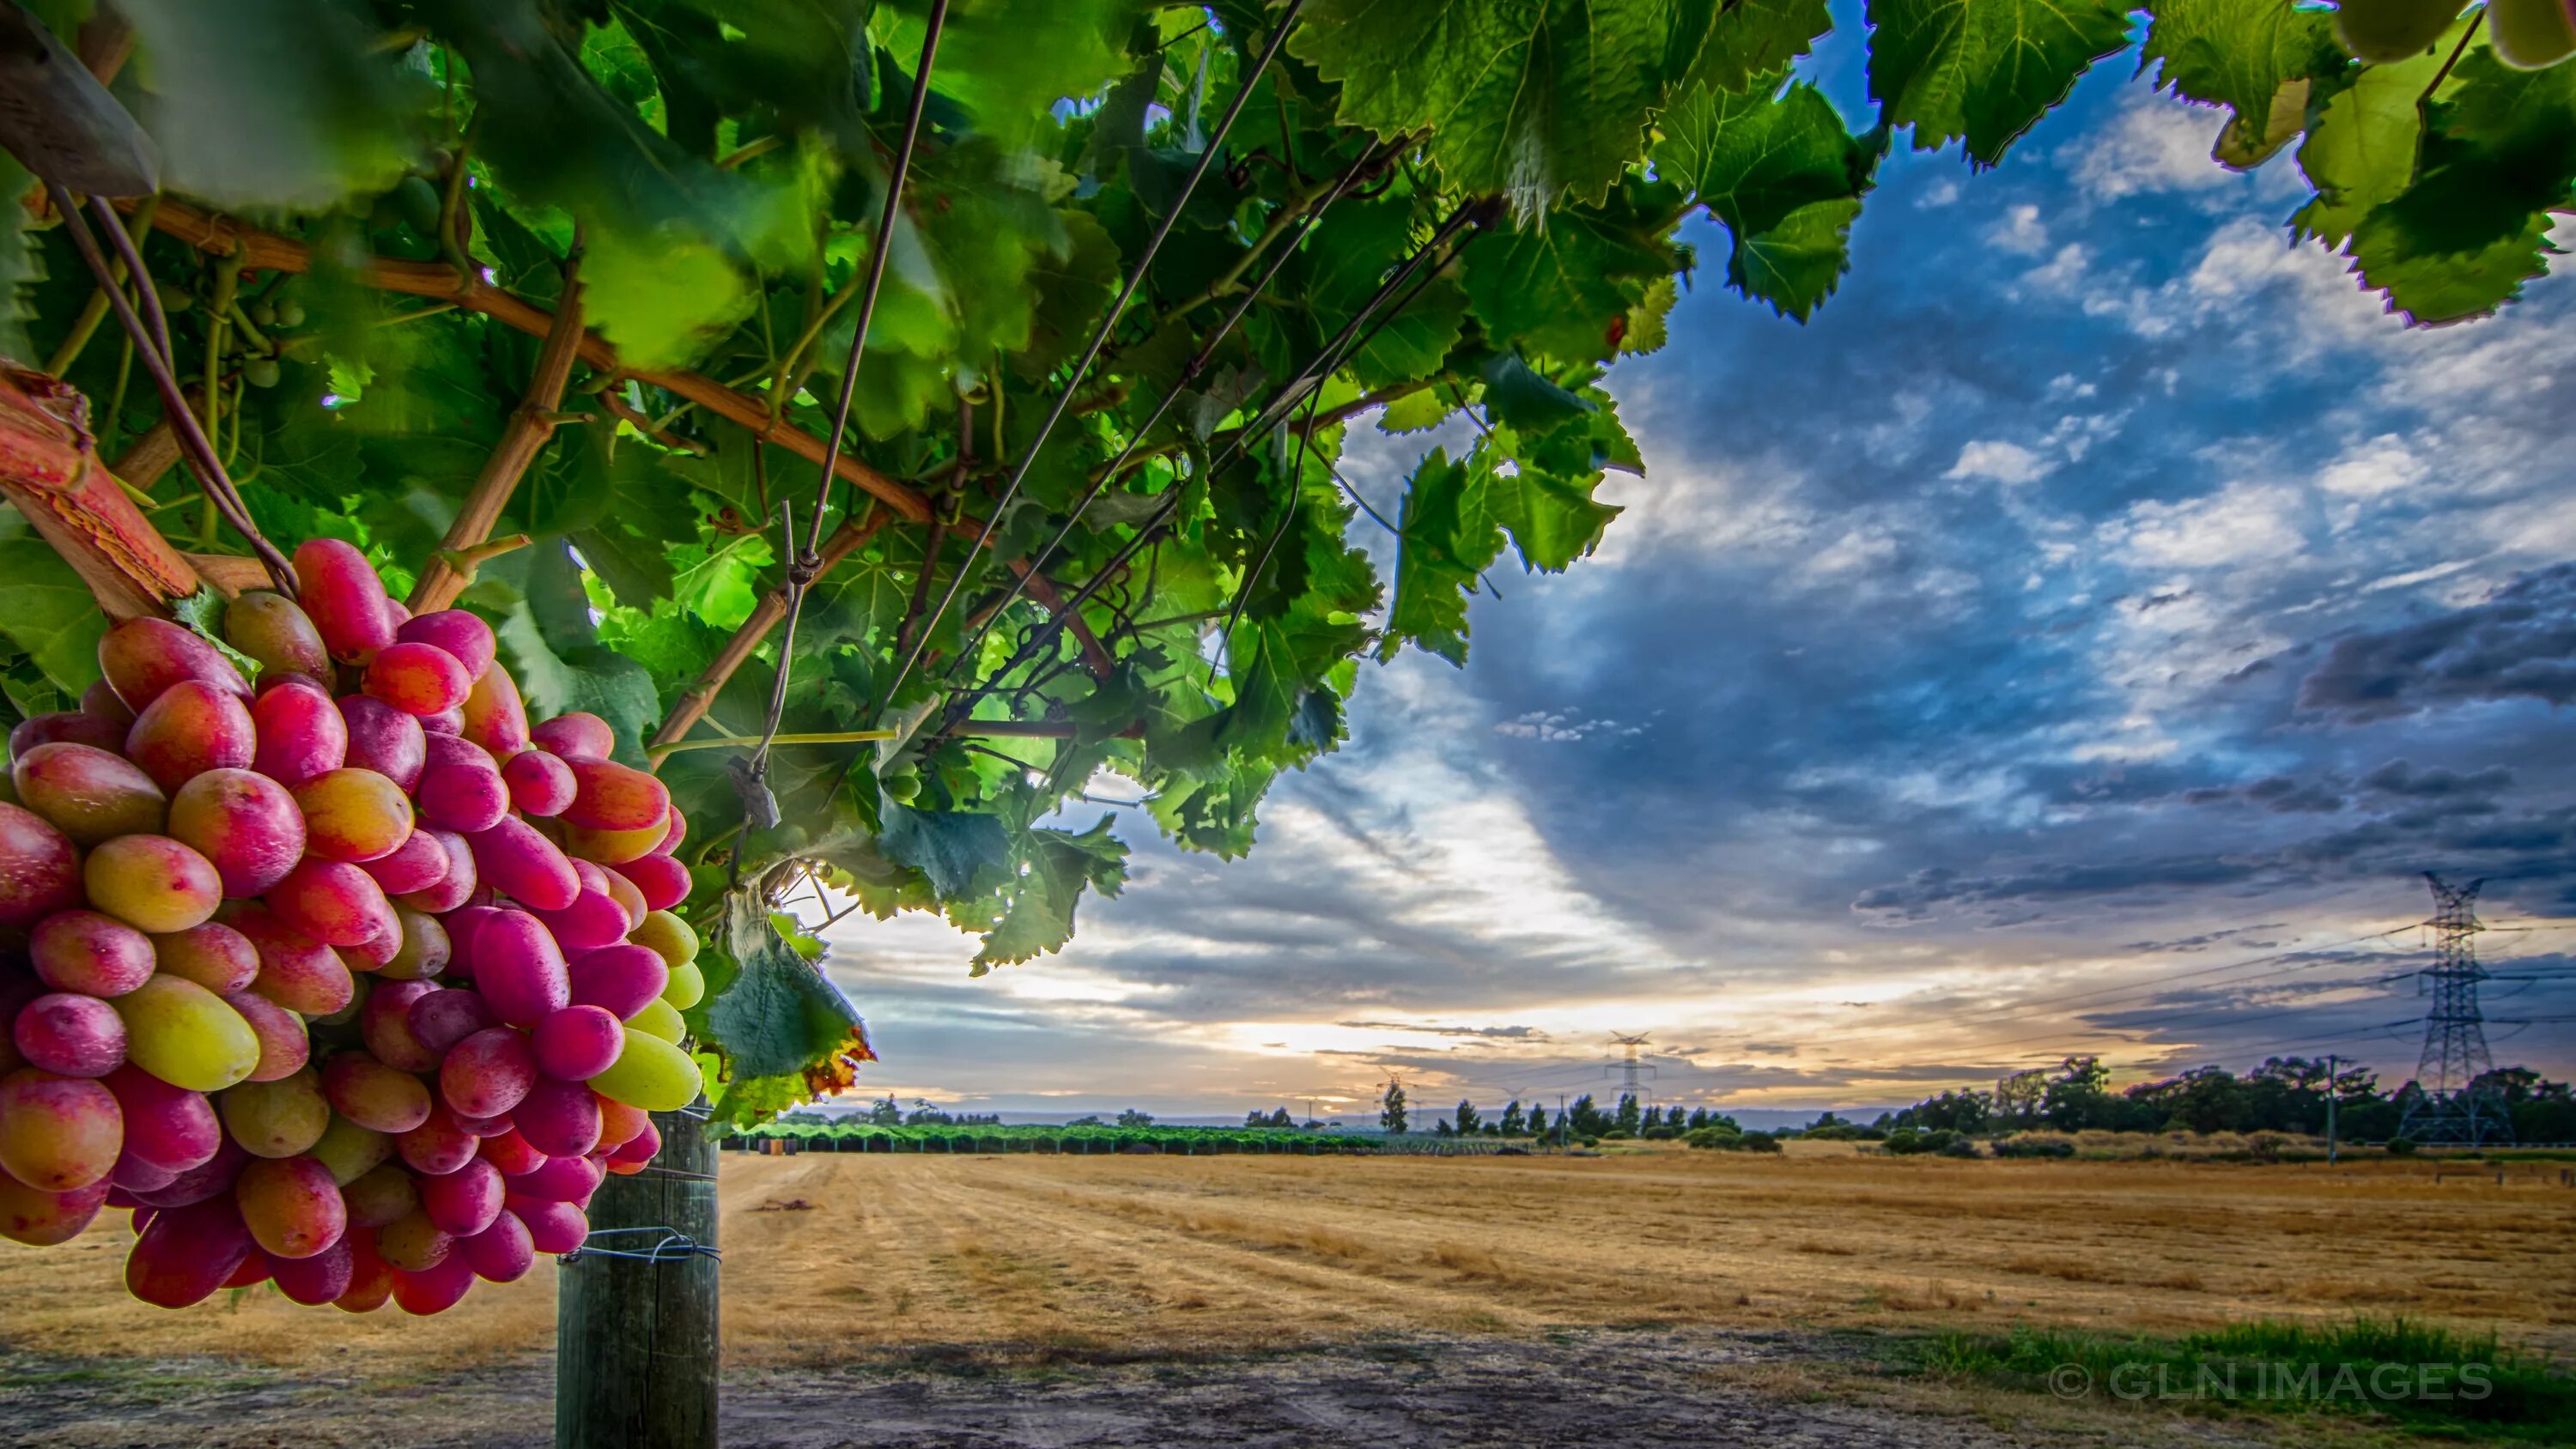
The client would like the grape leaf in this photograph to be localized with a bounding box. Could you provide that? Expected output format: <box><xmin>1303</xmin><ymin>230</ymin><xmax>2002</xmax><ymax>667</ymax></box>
<box><xmin>2293</xmin><ymin>31</ymin><xmax>2452</xmax><ymax>247</ymax></box>
<box><xmin>878</xmin><ymin>803</ymin><xmax>1013</xmax><ymax>899</ymax></box>
<box><xmin>497</xmin><ymin>541</ymin><xmax>663</xmax><ymax>761</ymax></box>
<box><xmin>1865</xmin><ymin>0</ymin><xmax>2130</xmax><ymax>167</ymax></box>
<box><xmin>0</xmin><ymin>155</ymin><xmax>39</xmax><ymax>364</ymax></box>
<box><xmin>967</xmin><ymin>816</ymin><xmax>1129</xmax><ymax>970</ymax></box>
<box><xmin>1291</xmin><ymin>0</ymin><xmax>1670</xmax><ymax>214</ymax></box>
<box><xmin>0</xmin><ymin>531</ymin><xmax>106</xmax><ymax>697</ymax></box>
<box><xmin>692</xmin><ymin>894</ymin><xmax>864</xmax><ymax>1080</ymax></box>
<box><xmin>1656</xmin><ymin>77</ymin><xmax>1876</xmax><ymax>318</ymax></box>
<box><xmin>1488</xmin><ymin>466</ymin><xmax>1620</xmax><ymax>573</ymax></box>
<box><xmin>1379</xmin><ymin>447</ymin><xmax>1504</xmax><ymax>665</ymax></box>
<box><xmin>2138</xmin><ymin>0</ymin><xmax>2343</xmax><ymax>169</ymax></box>
<box><xmin>1668</xmin><ymin>0</ymin><xmax>1837</xmax><ymax>97</ymax></box>
<box><xmin>1459</xmin><ymin>177</ymin><xmax>1685</xmax><ymax>363</ymax></box>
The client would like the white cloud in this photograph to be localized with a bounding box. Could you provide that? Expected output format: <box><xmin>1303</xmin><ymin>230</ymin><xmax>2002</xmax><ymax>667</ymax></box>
<box><xmin>2067</xmin><ymin>94</ymin><xmax>2235</xmax><ymax>203</ymax></box>
<box><xmin>2110</xmin><ymin>481</ymin><xmax>2309</xmax><ymax>570</ymax></box>
<box><xmin>2024</xmin><ymin>242</ymin><xmax>2093</xmax><ymax>294</ymax></box>
<box><xmin>1988</xmin><ymin>203</ymin><xmax>2050</xmax><ymax>255</ymax></box>
<box><xmin>2317</xmin><ymin>433</ymin><xmax>2427</xmax><ymax>500</ymax></box>
<box><xmin>1945</xmin><ymin>440</ymin><xmax>2055</xmax><ymax>486</ymax></box>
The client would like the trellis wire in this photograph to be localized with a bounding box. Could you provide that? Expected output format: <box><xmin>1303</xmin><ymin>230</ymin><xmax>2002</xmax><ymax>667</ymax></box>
<box><xmin>561</xmin><ymin>1227</ymin><xmax>720</xmax><ymax>1265</ymax></box>
<box><xmin>874</xmin><ymin>0</ymin><xmax>1311</xmax><ymax>718</ymax></box>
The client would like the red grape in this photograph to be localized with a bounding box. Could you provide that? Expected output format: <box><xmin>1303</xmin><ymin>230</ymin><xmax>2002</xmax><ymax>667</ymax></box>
<box><xmin>610</xmin><ymin>852</ymin><xmax>691</xmax><ymax>912</ymax></box>
<box><xmin>250</xmin><ymin>677</ymin><xmax>348</xmax><ymax>788</ymax></box>
<box><xmin>396</xmin><ymin>610</ymin><xmax>495</xmax><ymax>681</ymax></box>
<box><xmin>267</xmin><ymin>858</ymin><xmax>397</xmax><ymax>949</ymax></box>
<box><xmin>460</xmin><ymin>664</ymin><xmax>530</xmax><ymax>756</ymax></box>
<box><xmin>102</xmin><ymin>1064</ymin><xmax>220</xmax><ymax>1172</ymax></box>
<box><xmin>125</xmin><ymin>1195</ymin><xmax>255</xmax><ymax>1307</ymax></box>
<box><xmin>562</xmin><ymin>759</ymin><xmax>668</xmax><ymax>831</ymax></box>
<box><xmin>82</xmin><ymin>834</ymin><xmax>222</xmax><ymax>933</ymax></box>
<box><xmin>293</xmin><ymin>538</ymin><xmax>397</xmax><ymax>663</ymax></box>
<box><xmin>124</xmin><ymin>680</ymin><xmax>256</xmax><ymax>791</ymax></box>
<box><xmin>468</xmin><ymin>815</ymin><xmax>580</xmax><ymax>912</ymax></box>
<box><xmin>566</xmin><ymin>943</ymin><xmax>668</xmax><ymax>1020</ymax></box>
<box><xmin>338</xmin><ymin>694</ymin><xmax>426</xmax><ymax>791</ymax></box>
<box><xmin>98</xmin><ymin>616</ymin><xmax>250</xmax><ymax>712</ymax></box>
<box><xmin>529</xmin><ymin>712</ymin><xmax>614</xmax><ymax>761</ymax></box>
<box><xmin>459</xmin><ymin>1209</ymin><xmax>534</xmax><ymax>1282</ymax></box>
<box><xmin>513</xmin><ymin>1076</ymin><xmax>602</xmax><ymax>1157</ymax></box>
<box><xmin>12</xmin><ymin>741</ymin><xmax>167</xmax><ymax>845</ymax></box>
<box><xmin>225</xmin><ymin>989</ymin><xmax>313</xmax><ymax>1082</ymax></box>
<box><xmin>466</xmin><ymin>910</ymin><xmax>570</xmax><ymax>1027</ymax></box>
<box><xmin>168</xmin><ymin>767</ymin><xmax>305</xmax><ymax>895</ymax></box>
<box><xmin>14</xmin><ymin>992</ymin><xmax>125</xmax><ymax>1076</ymax></box>
<box><xmin>501</xmin><ymin>748</ymin><xmax>575</xmax><ymax>815</ymax></box>
<box><xmin>0</xmin><ymin>802</ymin><xmax>82</xmax><ymax>929</ymax></box>
<box><xmin>30</xmin><ymin>910</ymin><xmax>156</xmax><ymax>997</ymax></box>
<box><xmin>9</xmin><ymin>710</ymin><xmax>126</xmax><ymax>755</ymax></box>
<box><xmin>439</xmin><ymin>1026</ymin><xmax>538</xmax><ymax>1118</ymax></box>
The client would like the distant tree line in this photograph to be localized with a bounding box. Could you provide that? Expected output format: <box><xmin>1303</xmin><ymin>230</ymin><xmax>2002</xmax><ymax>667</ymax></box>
<box><xmin>1868</xmin><ymin>1057</ymin><xmax>2576</xmax><ymax>1143</ymax></box>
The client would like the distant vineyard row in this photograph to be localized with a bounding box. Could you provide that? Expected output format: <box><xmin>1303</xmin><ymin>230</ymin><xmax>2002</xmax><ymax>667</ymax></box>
<box><xmin>721</xmin><ymin>1123</ymin><xmax>1381</xmax><ymax>1155</ymax></box>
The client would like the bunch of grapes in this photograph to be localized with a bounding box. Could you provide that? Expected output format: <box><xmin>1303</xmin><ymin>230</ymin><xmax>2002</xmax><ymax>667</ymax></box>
<box><xmin>0</xmin><ymin>538</ymin><xmax>703</xmax><ymax>1315</ymax></box>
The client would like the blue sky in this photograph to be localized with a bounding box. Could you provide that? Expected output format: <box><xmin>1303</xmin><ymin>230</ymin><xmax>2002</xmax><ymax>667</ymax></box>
<box><xmin>808</xmin><ymin>27</ymin><xmax>2576</xmax><ymax>1120</ymax></box>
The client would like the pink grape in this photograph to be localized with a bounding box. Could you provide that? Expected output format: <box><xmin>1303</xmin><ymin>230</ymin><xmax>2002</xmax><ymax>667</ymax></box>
<box><xmin>466</xmin><ymin>910</ymin><xmax>570</xmax><ymax>1027</ymax></box>
<box><xmin>360</xmin><ymin>979</ymin><xmax>441</xmax><ymax>1071</ymax></box>
<box><xmin>222</xmin><ymin>590</ymin><xmax>332</xmax><ymax>686</ymax></box>
<box><xmin>391</xmin><ymin>1249</ymin><xmax>477</xmax><ymax>1315</ymax></box>
<box><xmin>226</xmin><ymin>990</ymin><xmax>313</xmax><ymax>1082</ymax></box>
<box><xmin>532</xmin><ymin>1005</ymin><xmax>623</xmax><ymax>1082</ymax></box>
<box><xmin>338</xmin><ymin>694</ymin><xmax>426</xmax><ymax>791</ymax></box>
<box><xmin>149</xmin><ymin>922</ymin><xmax>259</xmax><ymax>994</ymax></box>
<box><xmin>610</xmin><ymin>852</ymin><xmax>691</xmax><ymax>912</ymax></box>
<box><xmin>229</xmin><ymin>906</ymin><xmax>356</xmax><ymax>1016</ymax></box>
<box><xmin>364</xmin><ymin>641</ymin><xmax>472</xmax><ymax>717</ymax></box>
<box><xmin>440</xmin><ymin>904</ymin><xmax>504</xmax><ymax>979</ymax></box>
<box><xmin>361</xmin><ymin>829</ymin><xmax>452</xmax><ymax>895</ymax></box>
<box><xmin>566</xmin><ymin>944</ymin><xmax>667</xmax><ymax>1020</ymax></box>
<box><xmin>0</xmin><ymin>1176</ymin><xmax>108</xmax><ymax>1246</ymax></box>
<box><xmin>341</xmin><ymin>1164</ymin><xmax>417</xmax><ymax>1228</ymax></box>
<box><xmin>167</xmin><ymin>767</ymin><xmax>305</xmax><ymax>895</ymax></box>
<box><xmin>460</xmin><ymin>664</ymin><xmax>530</xmax><ymax>757</ymax></box>
<box><xmin>394</xmin><ymin>828</ymin><xmax>477</xmax><ymax>913</ymax></box>
<box><xmin>419</xmin><ymin>1157</ymin><xmax>503</xmax><ymax>1235</ymax></box>
<box><xmin>468</xmin><ymin>815</ymin><xmax>579</xmax><ymax>912</ymax></box>
<box><xmin>610</xmin><ymin>1119</ymin><xmax>661</xmax><ymax>1167</ymax></box>
<box><xmin>235</xmin><ymin>1155</ymin><xmax>347</xmax><ymax>1259</ymax></box>
<box><xmin>269</xmin><ymin>1236</ymin><xmax>355</xmax><ymax>1305</ymax></box>
<box><xmin>534</xmin><ymin>889</ymin><xmax>628</xmax><ymax>951</ymax></box>
<box><xmin>421</xmin><ymin>705</ymin><xmax>465</xmax><ymax>737</ymax></box>
<box><xmin>562</xmin><ymin>759</ymin><xmax>668</xmax><ymax>831</ymax></box>
<box><xmin>79</xmin><ymin>678</ymin><xmax>135</xmax><ymax>725</ymax></box>
<box><xmin>395</xmin><ymin>610</ymin><xmax>495</xmax><ymax>681</ymax></box>
<box><xmin>416</xmin><ymin>735</ymin><xmax>507</xmax><ymax>833</ymax></box>
<box><xmin>267</xmin><ymin>858</ymin><xmax>397</xmax><ymax>949</ymax></box>
<box><xmin>124</xmin><ymin>681</ymin><xmax>255</xmax><ymax>792</ymax></box>
<box><xmin>125</xmin><ymin>1196</ymin><xmax>255</xmax><ymax>1307</ymax></box>
<box><xmin>30</xmin><ymin>910</ymin><xmax>155</xmax><ymax>996</ymax></box>
<box><xmin>510</xmin><ymin>1196</ymin><xmax>586</xmax><ymax>1254</ymax></box>
<box><xmin>98</xmin><ymin>616</ymin><xmax>250</xmax><ymax>712</ymax></box>
<box><xmin>513</xmin><ymin>1076</ymin><xmax>602</xmax><ymax>1157</ymax></box>
<box><xmin>459</xmin><ymin>1210</ymin><xmax>534</xmax><ymax>1282</ymax></box>
<box><xmin>597</xmin><ymin>1097</ymin><xmax>649</xmax><ymax>1152</ymax></box>
<box><xmin>530</xmin><ymin>712</ymin><xmax>613</xmax><ymax>761</ymax></box>
<box><xmin>103</xmin><ymin>1064</ymin><xmax>220</xmax><ymax>1172</ymax></box>
<box><xmin>14</xmin><ymin>993</ymin><xmax>125</xmax><ymax>1076</ymax></box>
<box><xmin>250</xmin><ymin>677</ymin><xmax>348</xmax><ymax>788</ymax></box>
<box><xmin>501</xmin><ymin>749</ymin><xmax>575</xmax><ymax>815</ymax></box>
<box><xmin>0</xmin><ymin>802</ymin><xmax>83</xmax><ymax>929</ymax></box>
<box><xmin>503</xmin><ymin>1151</ymin><xmax>602</xmax><ymax>1203</ymax></box>
<box><xmin>82</xmin><ymin>834</ymin><xmax>222</xmax><ymax>933</ymax></box>
<box><xmin>452</xmin><ymin>1108</ymin><xmax>513</xmax><ymax>1137</ymax></box>
<box><xmin>322</xmin><ymin>1052</ymin><xmax>432</xmax><ymax>1134</ymax></box>
<box><xmin>128</xmin><ymin>1137</ymin><xmax>246</xmax><ymax>1207</ymax></box>
<box><xmin>112</xmin><ymin>1149</ymin><xmax>177</xmax><ymax>1192</ymax></box>
<box><xmin>9</xmin><ymin>711</ymin><xmax>125</xmax><ymax>755</ymax></box>
<box><xmin>652</xmin><ymin>806</ymin><xmax>686</xmax><ymax>856</ymax></box>
<box><xmin>478</xmin><ymin>1127</ymin><xmax>545</xmax><ymax>1177</ymax></box>
<box><xmin>405</xmin><ymin>985</ymin><xmax>497</xmax><ymax>1057</ymax></box>
<box><xmin>0</xmin><ymin>1069</ymin><xmax>122</xmax><ymax>1191</ymax></box>
<box><xmin>293</xmin><ymin>538</ymin><xmax>397</xmax><ymax>663</ymax></box>
<box><xmin>439</xmin><ymin>1027</ymin><xmax>537</xmax><ymax>1118</ymax></box>
<box><xmin>395</xmin><ymin>1103</ymin><xmax>481</xmax><ymax>1176</ymax></box>
<box><xmin>377</xmin><ymin>1207</ymin><xmax>452</xmax><ymax>1271</ymax></box>
<box><xmin>12</xmin><ymin>742</ymin><xmax>167</xmax><ymax>845</ymax></box>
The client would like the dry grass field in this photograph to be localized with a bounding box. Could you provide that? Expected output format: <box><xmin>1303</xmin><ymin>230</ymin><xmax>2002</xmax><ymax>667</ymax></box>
<box><xmin>3</xmin><ymin>1142</ymin><xmax>2570</xmax><ymax>1374</ymax></box>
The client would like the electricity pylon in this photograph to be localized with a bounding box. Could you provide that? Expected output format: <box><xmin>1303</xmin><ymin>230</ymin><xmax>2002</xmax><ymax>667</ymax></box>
<box><xmin>2397</xmin><ymin>873</ymin><xmax>2512</xmax><ymax>1146</ymax></box>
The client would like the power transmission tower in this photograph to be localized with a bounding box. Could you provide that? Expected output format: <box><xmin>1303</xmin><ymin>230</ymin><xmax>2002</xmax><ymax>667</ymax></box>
<box><xmin>2397</xmin><ymin>874</ymin><xmax>2513</xmax><ymax>1146</ymax></box>
<box><xmin>1607</xmin><ymin>1033</ymin><xmax>1656</xmax><ymax>1103</ymax></box>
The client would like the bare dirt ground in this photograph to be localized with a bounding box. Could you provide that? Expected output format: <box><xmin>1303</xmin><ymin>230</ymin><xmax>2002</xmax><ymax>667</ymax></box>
<box><xmin>1</xmin><ymin>1143</ymin><xmax>2567</xmax><ymax>1446</ymax></box>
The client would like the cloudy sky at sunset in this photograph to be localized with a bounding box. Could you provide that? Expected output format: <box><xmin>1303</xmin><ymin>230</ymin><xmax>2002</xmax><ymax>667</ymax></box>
<box><xmin>807</xmin><ymin>21</ymin><xmax>2576</xmax><ymax>1120</ymax></box>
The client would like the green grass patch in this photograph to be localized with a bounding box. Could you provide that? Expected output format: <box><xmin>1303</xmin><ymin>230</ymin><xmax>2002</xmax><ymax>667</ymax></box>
<box><xmin>1911</xmin><ymin>1317</ymin><xmax>2573</xmax><ymax>1442</ymax></box>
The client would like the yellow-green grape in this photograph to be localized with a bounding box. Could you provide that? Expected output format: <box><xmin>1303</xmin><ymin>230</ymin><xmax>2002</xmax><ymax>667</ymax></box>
<box><xmin>629</xmin><ymin>909</ymin><xmax>697</xmax><ymax>969</ymax></box>
<box><xmin>219</xmin><ymin>1069</ymin><xmax>331</xmax><ymax>1158</ymax></box>
<box><xmin>307</xmin><ymin>1114</ymin><xmax>393</xmax><ymax>1185</ymax></box>
<box><xmin>628</xmin><ymin>997</ymin><xmax>684</xmax><ymax>1045</ymax></box>
<box><xmin>659</xmin><ymin>960</ymin><xmax>704</xmax><ymax>1011</ymax></box>
<box><xmin>588</xmin><ymin>1031</ymin><xmax>702</xmax><ymax>1113</ymax></box>
<box><xmin>112</xmin><ymin>977</ymin><xmax>259</xmax><ymax>1092</ymax></box>
<box><xmin>2491</xmin><ymin>0</ymin><xmax>2576</xmax><ymax>65</ymax></box>
<box><xmin>2333</xmin><ymin>0</ymin><xmax>2461</xmax><ymax>62</ymax></box>
<box><xmin>883</xmin><ymin>768</ymin><xmax>920</xmax><ymax>803</ymax></box>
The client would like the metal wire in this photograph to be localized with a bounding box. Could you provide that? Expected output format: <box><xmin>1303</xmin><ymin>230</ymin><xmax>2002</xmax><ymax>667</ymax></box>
<box><xmin>878</xmin><ymin>0</ymin><xmax>1310</xmax><ymax>718</ymax></box>
<box><xmin>561</xmin><ymin>1227</ymin><xmax>720</xmax><ymax>1264</ymax></box>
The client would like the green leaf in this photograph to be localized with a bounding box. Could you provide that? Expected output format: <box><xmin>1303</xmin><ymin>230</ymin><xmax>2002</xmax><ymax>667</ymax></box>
<box><xmin>878</xmin><ymin>803</ymin><xmax>1012</xmax><ymax>899</ymax></box>
<box><xmin>1303</xmin><ymin>198</ymin><xmax>1471</xmax><ymax>387</ymax></box>
<box><xmin>1865</xmin><ymin>0</ymin><xmax>2130</xmax><ymax>167</ymax></box>
<box><xmin>2138</xmin><ymin>0</ymin><xmax>2343</xmax><ymax>168</ymax></box>
<box><xmin>581</xmin><ymin>224</ymin><xmax>756</xmax><ymax>371</ymax></box>
<box><xmin>896</xmin><ymin>0</ymin><xmax>1144</xmax><ymax>148</ymax></box>
<box><xmin>0</xmin><ymin>155</ymin><xmax>39</xmax><ymax>363</ymax></box>
<box><xmin>2352</xmin><ymin>204</ymin><xmax>2554</xmax><ymax>325</ymax></box>
<box><xmin>609</xmin><ymin>0</ymin><xmax>873</xmax><ymax>154</ymax></box>
<box><xmin>1291</xmin><ymin>0</ymin><xmax>1670</xmax><ymax>214</ymax></box>
<box><xmin>496</xmin><ymin>541</ymin><xmax>663</xmax><ymax>761</ymax></box>
<box><xmin>692</xmin><ymin>893</ymin><xmax>864</xmax><ymax>1080</ymax></box>
<box><xmin>1012</xmin><ymin>209</ymin><xmax>1125</xmax><ymax>381</ymax></box>
<box><xmin>1488</xmin><ymin>466</ymin><xmax>1620</xmax><ymax>572</ymax></box>
<box><xmin>1478</xmin><ymin>352</ymin><xmax>1593</xmax><ymax>433</ymax></box>
<box><xmin>1657</xmin><ymin>77</ymin><xmax>1875</xmax><ymax>318</ymax></box>
<box><xmin>0</xmin><ymin>532</ymin><xmax>106</xmax><ymax>698</ymax></box>
<box><xmin>969</xmin><ymin>816</ymin><xmax>1129</xmax><ymax>969</ymax></box>
<box><xmin>1458</xmin><ymin>178</ymin><xmax>1683</xmax><ymax>363</ymax></box>
<box><xmin>2293</xmin><ymin>29</ymin><xmax>2452</xmax><ymax>246</ymax></box>
<box><xmin>1379</xmin><ymin>447</ymin><xmax>1504</xmax><ymax>665</ymax></box>
<box><xmin>1377</xmin><ymin>386</ymin><xmax>1455</xmax><ymax>434</ymax></box>
<box><xmin>1668</xmin><ymin>0</ymin><xmax>1837</xmax><ymax>97</ymax></box>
